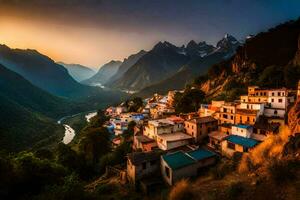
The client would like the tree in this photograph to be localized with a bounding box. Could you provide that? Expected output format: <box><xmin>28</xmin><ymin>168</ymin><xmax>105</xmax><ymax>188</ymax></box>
<box><xmin>79</xmin><ymin>127</ymin><xmax>111</xmax><ymax>165</ymax></box>
<box><xmin>174</xmin><ymin>88</ymin><xmax>205</xmax><ymax>113</ymax></box>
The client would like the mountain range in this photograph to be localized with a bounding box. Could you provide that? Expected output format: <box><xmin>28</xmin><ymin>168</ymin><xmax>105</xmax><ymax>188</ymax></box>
<box><xmin>83</xmin><ymin>35</ymin><xmax>240</xmax><ymax>94</ymax></box>
<box><xmin>57</xmin><ymin>62</ymin><xmax>96</xmax><ymax>82</ymax></box>
<box><xmin>0</xmin><ymin>45</ymin><xmax>114</xmax><ymax>99</ymax></box>
<box><xmin>82</xmin><ymin>60</ymin><xmax>122</xmax><ymax>86</ymax></box>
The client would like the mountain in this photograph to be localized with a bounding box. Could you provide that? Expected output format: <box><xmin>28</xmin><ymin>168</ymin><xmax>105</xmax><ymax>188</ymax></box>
<box><xmin>109</xmin><ymin>41</ymin><xmax>215</xmax><ymax>91</ymax></box>
<box><xmin>0</xmin><ymin>63</ymin><xmax>80</xmax><ymax>151</ymax></box>
<box><xmin>0</xmin><ymin>45</ymin><xmax>103</xmax><ymax>98</ymax></box>
<box><xmin>136</xmin><ymin>35</ymin><xmax>240</xmax><ymax>96</ymax></box>
<box><xmin>82</xmin><ymin>60</ymin><xmax>122</xmax><ymax>86</ymax></box>
<box><xmin>195</xmin><ymin>19</ymin><xmax>300</xmax><ymax>100</ymax></box>
<box><xmin>58</xmin><ymin>62</ymin><xmax>96</xmax><ymax>82</ymax></box>
<box><xmin>105</xmin><ymin>50</ymin><xmax>147</xmax><ymax>85</ymax></box>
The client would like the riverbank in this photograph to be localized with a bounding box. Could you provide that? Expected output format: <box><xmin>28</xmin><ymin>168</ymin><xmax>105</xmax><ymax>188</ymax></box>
<box><xmin>58</xmin><ymin>110</ymin><xmax>97</xmax><ymax>144</ymax></box>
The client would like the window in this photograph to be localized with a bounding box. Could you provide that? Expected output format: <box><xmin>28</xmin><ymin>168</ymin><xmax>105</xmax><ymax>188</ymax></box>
<box><xmin>247</xmin><ymin>117</ymin><xmax>250</xmax><ymax>121</ymax></box>
<box><xmin>227</xmin><ymin>142</ymin><xmax>235</xmax><ymax>150</ymax></box>
<box><xmin>192</xmin><ymin>125</ymin><xmax>194</xmax><ymax>129</ymax></box>
<box><xmin>223</xmin><ymin>114</ymin><xmax>228</xmax><ymax>119</ymax></box>
<box><xmin>165</xmin><ymin>167</ymin><xmax>170</xmax><ymax>178</ymax></box>
<box><xmin>258</xmin><ymin>98</ymin><xmax>261</xmax><ymax>102</ymax></box>
<box><xmin>278</xmin><ymin>99</ymin><xmax>282</xmax><ymax>103</ymax></box>
<box><xmin>274</xmin><ymin>110</ymin><xmax>278</xmax><ymax>115</ymax></box>
<box><xmin>264</xmin><ymin>92</ymin><xmax>266</xmax><ymax>96</ymax></box>
<box><xmin>271</xmin><ymin>99</ymin><xmax>274</xmax><ymax>102</ymax></box>
<box><xmin>231</xmin><ymin>116</ymin><xmax>233</xmax><ymax>120</ymax></box>
<box><xmin>142</xmin><ymin>162</ymin><xmax>146</xmax><ymax>170</ymax></box>
<box><xmin>278</xmin><ymin>92</ymin><xmax>280</xmax><ymax>96</ymax></box>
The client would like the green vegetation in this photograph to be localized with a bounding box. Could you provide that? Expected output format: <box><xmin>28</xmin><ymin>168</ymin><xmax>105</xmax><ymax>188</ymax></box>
<box><xmin>124</xmin><ymin>97</ymin><xmax>144</xmax><ymax>112</ymax></box>
<box><xmin>174</xmin><ymin>88</ymin><xmax>205</xmax><ymax>113</ymax></box>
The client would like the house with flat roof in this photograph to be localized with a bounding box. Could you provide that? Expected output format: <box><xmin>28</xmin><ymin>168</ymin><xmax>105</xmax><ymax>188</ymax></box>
<box><xmin>221</xmin><ymin>135</ymin><xmax>259</xmax><ymax>157</ymax></box>
<box><xmin>231</xmin><ymin>124</ymin><xmax>253</xmax><ymax>138</ymax></box>
<box><xmin>157</xmin><ymin>132</ymin><xmax>192</xmax><ymax>151</ymax></box>
<box><xmin>127</xmin><ymin>151</ymin><xmax>161</xmax><ymax>184</ymax></box>
<box><xmin>208</xmin><ymin>131</ymin><xmax>229</xmax><ymax>151</ymax></box>
<box><xmin>235</xmin><ymin>108</ymin><xmax>259</xmax><ymax>125</ymax></box>
<box><xmin>219</xmin><ymin>103</ymin><xmax>237</xmax><ymax>125</ymax></box>
<box><xmin>133</xmin><ymin>135</ymin><xmax>158</xmax><ymax>152</ymax></box>
<box><xmin>161</xmin><ymin>149</ymin><xmax>217</xmax><ymax>185</ymax></box>
<box><xmin>184</xmin><ymin>116</ymin><xmax>218</xmax><ymax>143</ymax></box>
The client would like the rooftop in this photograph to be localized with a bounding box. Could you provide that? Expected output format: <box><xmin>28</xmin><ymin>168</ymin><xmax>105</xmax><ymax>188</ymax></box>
<box><xmin>128</xmin><ymin>151</ymin><xmax>161</xmax><ymax>165</ymax></box>
<box><xmin>186</xmin><ymin>149</ymin><xmax>216</xmax><ymax>161</ymax></box>
<box><xmin>226</xmin><ymin>135</ymin><xmax>259</xmax><ymax>148</ymax></box>
<box><xmin>157</xmin><ymin>132</ymin><xmax>192</xmax><ymax>142</ymax></box>
<box><xmin>187</xmin><ymin>116</ymin><xmax>217</xmax><ymax>124</ymax></box>
<box><xmin>234</xmin><ymin>124</ymin><xmax>252</xmax><ymax>129</ymax></box>
<box><xmin>208</xmin><ymin>131</ymin><xmax>229</xmax><ymax>141</ymax></box>
<box><xmin>236</xmin><ymin>108</ymin><xmax>258</xmax><ymax>115</ymax></box>
<box><xmin>162</xmin><ymin>151</ymin><xmax>195</xmax><ymax>170</ymax></box>
<box><xmin>135</xmin><ymin>135</ymin><xmax>155</xmax><ymax>143</ymax></box>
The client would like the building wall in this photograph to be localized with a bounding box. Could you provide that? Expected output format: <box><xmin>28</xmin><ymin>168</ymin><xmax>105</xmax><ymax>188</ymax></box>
<box><xmin>221</xmin><ymin>140</ymin><xmax>245</xmax><ymax>157</ymax></box>
<box><xmin>264</xmin><ymin>108</ymin><xmax>285</xmax><ymax>118</ymax></box>
<box><xmin>267</xmin><ymin>95</ymin><xmax>287</xmax><ymax>110</ymax></box>
<box><xmin>127</xmin><ymin>159</ymin><xmax>160</xmax><ymax>184</ymax></box>
<box><xmin>239</xmin><ymin>103</ymin><xmax>264</xmax><ymax>115</ymax></box>
<box><xmin>248</xmin><ymin>96</ymin><xmax>268</xmax><ymax>103</ymax></box>
<box><xmin>184</xmin><ymin>121</ymin><xmax>218</xmax><ymax>143</ymax></box>
<box><xmin>235</xmin><ymin>113</ymin><xmax>257</xmax><ymax>125</ymax></box>
<box><xmin>157</xmin><ymin>138</ymin><xmax>190</xmax><ymax>150</ymax></box>
<box><xmin>231</xmin><ymin>126</ymin><xmax>252</xmax><ymax>138</ymax></box>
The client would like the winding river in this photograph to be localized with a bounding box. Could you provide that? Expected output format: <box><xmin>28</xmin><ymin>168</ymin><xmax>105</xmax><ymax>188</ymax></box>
<box><xmin>58</xmin><ymin>111</ymin><xmax>97</xmax><ymax>144</ymax></box>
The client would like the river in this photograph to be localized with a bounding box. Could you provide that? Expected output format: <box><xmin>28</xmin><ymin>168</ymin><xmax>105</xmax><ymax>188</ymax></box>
<box><xmin>58</xmin><ymin>111</ymin><xmax>97</xmax><ymax>144</ymax></box>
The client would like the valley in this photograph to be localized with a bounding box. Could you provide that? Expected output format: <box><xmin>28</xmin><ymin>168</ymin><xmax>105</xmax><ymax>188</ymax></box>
<box><xmin>0</xmin><ymin>2</ymin><xmax>300</xmax><ymax>200</ymax></box>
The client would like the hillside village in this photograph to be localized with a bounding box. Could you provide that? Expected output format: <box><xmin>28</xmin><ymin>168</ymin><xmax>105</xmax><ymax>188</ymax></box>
<box><xmin>95</xmin><ymin>81</ymin><xmax>300</xmax><ymax>192</ymax></box>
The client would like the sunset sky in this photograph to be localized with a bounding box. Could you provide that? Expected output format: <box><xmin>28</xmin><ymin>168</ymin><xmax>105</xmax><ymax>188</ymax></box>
<box><xmin>0</xmin><ymin>0</ymin><xmax>300</xmax><ymax>68</ymax></box>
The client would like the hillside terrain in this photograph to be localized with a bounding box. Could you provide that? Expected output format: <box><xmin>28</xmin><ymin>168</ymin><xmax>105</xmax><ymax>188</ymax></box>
<box><xmin>58</xmin><ymin>62</ymin><xmax>95</xmax><ymax>82</ymax></box>
<box><xmin>0</xmin><ymin>45</ymin><xmax>116</xmax><ymax>100</ymax></box>
<box><xmin>0</xmin><ymin>64</ymin><xmax>90</xmax><ymax>151</ymax></box>
<box><xmin>194</xmin><ymin>19</ymin><xmax>300</xmax><ymax>100</ymax></box>
<box><xmin>82</xmin><ymin>60</ymin><xmax>122</xmax><ymax>86</ymax></box>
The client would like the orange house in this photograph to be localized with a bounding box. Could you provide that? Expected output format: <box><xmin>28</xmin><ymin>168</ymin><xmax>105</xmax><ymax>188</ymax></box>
<box><xmin>235</xmin><ymin>109</ymin><xmax>259</xmax><ymax>125</ymax></box>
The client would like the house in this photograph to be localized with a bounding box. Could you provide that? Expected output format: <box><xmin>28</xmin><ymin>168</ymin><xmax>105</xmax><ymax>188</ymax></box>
<box><xmin>199</xmin><ymin>101</ymin><xmax>224</xmax><ymax>118</ymax></box>
<box><xmin>231</xmin><ymin>124</ymin><xmax>253</xmax><ymax>138</ymax></box>
<box><xmin>144</xmin><ymin>118</ymin><xmax>184</xmax><ymax>140</ymax></box>
<box><xmin>127</xmin><ymin>152</ymin><xmax>161</xmax><ymax>184</ymax></box>
<box><xmin>243</xmin><ymin>86</ymin><xmax>293</xmax><ymax>118</ymax></box>
<box><xmin>161</xmin><ymin>149</ymin><xmax>217</xmax><ymax>185</ymax></box>
<box><xmin>208</xmin><ymin>131</ymin><xmax>229</xmax><ymax>151</ymax></box>
<box><xmin>184</xmin><ymin>116</ymin><xmax>218</xmax><ymax>143</ymax></box>
<box><xmin>219</xmin><ymin>103</ymin><xmax>237</xmax><ymax>125</ymax></box>
<box><xmin>133</xmin><ymin>135</ymin><xmax>158</xmax><ymax>152</ymax></box>
<box><xmin>264</xmin><ymin>88</ymin><xmax>290</xmax><ymax>118</ymax></box>
<box><xmin>221</xmin><ymin>135</ymin><xmax>259</xmax><ymax>157</ymax></box>
<box><xmin>252</xmin><ymin>118</ymin><xmax>280</xmax><ymax>141</ymax></box>
<box><xmin>219</xmin><ymin>123</ymin><xmax>232</xmax><ymax>135</ymax></box>
<box><xmin>157</xmin><ymin>132</ymin><xmax>192</xmax><ymax>151</ymax></box>
<box><xmin>235</xmin><ymin>109</ymin><xmax>259</xmax><ymax>125</ymax></box>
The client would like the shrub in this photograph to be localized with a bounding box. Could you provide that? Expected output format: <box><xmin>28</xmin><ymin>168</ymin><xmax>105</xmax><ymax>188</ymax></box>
<box><xmin>169</xmin><ymin>179</ymin><xmax>194</xmax><ymax>200</ymax></box>
<box><xmin>225</xmin><ymin>181</ymin><xmax>244</xmax><ymax>199</ymax></box>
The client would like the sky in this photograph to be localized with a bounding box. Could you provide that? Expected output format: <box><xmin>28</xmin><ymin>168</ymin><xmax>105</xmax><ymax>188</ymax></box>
<box><xmin>0</xmin><ymin>0</ymin><xmax>300</xmax><ymax>68</ymax></box>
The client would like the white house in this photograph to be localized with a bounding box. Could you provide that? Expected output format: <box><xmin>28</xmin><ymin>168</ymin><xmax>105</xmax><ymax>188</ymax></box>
<box><xmin>231</xmin><ymin>124</ymin><xmax>253</xmax><ymax>138</ymax></box>
<box><xmin>156</xmin><ymin>132</ymin><xmax>192</xmax><ymax>151</ymax></box>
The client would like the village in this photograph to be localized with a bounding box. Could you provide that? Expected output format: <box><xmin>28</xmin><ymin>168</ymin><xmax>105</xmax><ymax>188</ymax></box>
<box><xmin>102</xmin><ymin>83</ymin><xmax>300</xmax><ymax>192</ymax></box>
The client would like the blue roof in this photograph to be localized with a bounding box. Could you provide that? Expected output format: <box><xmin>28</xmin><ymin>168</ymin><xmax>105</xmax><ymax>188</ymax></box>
<box><xmin>226</xmin><ymin>135</ymin><xmax>259</xmax><ymax>148</ymax></box>
<box><xmin>235</xmin><ymin>124</ymin><xmax>252</xmax><ymax>129</ymax></box>
<box><xmin>162</xmin><ymin>151</ymin><xmax>195</xmax><ymax>170</ymax></box>
<box><xmin>187</xmin><ymin>149</ymin><xmax>216</xmax><ymax>161</ymax></box>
